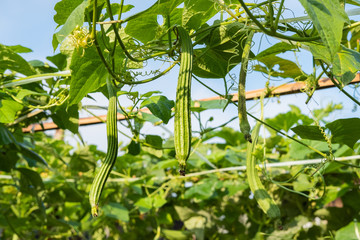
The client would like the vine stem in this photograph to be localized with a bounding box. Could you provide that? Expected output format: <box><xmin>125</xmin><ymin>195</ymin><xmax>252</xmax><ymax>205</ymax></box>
<box><xmin>237</xmin><ymin>0</ymin><xmax>321</xmax><ymax>42</ymax></box>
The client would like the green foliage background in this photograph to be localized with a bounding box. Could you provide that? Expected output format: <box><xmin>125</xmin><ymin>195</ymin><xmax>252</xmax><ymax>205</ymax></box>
<box><xmin>0</xmin><ymin>0</ymin><xmax>360</xmax><ymax>239</ymax></box>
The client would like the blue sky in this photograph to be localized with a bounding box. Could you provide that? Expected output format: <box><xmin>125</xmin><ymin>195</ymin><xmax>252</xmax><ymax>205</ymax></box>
<box><xmin>1</xmin><ymin>1</ymin><xmax>358</xmax><ymax>151</ymax></box>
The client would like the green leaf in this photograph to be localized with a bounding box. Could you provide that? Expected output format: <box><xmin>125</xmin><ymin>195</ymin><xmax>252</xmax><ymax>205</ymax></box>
<box><xmin>174</xmin><ymin>205</ymin><xmax>196</xmax><ymax>221</ymax></box>
<box><xmin>51</xmin><ymin>103</ymin><xmax>79</xmax><ymax>134</ymax></box>
<box><xmin>326</xmin><ymin>118</ymin><xmax>360</xmax><ymax>149</ymax></box>
<box><xmin>184</xmin><ymin>177</ymin><xmax>222</xmax><ymax>201</ymax></box>
<box><xmin>255</xmin><ymin>42</ymin><xmax>296</xmax><ymax>59</ymax></box>
<box><xmin>265</xmin><ymin>111</ymin><xmax>301</xmax><ymax>133</ymax></box>
<box><xmin>53</xmin><ymin>0</ymin><xmax>88</xmax><ymax>50</ymax></box>
<box><xmin>134</xmin><ymin>197</ymin><xmax>153</xmax><ymax>213</ymax></box>
<box><xmin>53</xmin><ymin>0</ymin><xmax>84</xmax><ymax>25</ymax></box>
<box><xmin>162</xmin><ymin>229</ymin><xmax>192</xmax><ymax>240</ymax></box>
<box><xmin>331</xmin><ymin>46</ymin><xmax>360</xmax><ymax>85</ymax></box>
<box><xmin>302</xmin><ymin>43</ymin><xmax>360</xmax><ymax>85</ymax></box>
<box><xmin>191</xmin><ymin>99</ymin><xmax>228</xmax><ymax>112</ymax></box>
<box><xmin>140</xmin><ymin>95</ymin><xmax>174</xmax><ymax>124</ymax></box>
<box><xmin>223</xmin><ymin>180</ymin><xmax>248</xmax><ymax>196</ymax></box>
<box><xmin>69</xmin><ymin>47</ymin><xmax>108</xmax><ymax>105</ymax></box>
<box><xmin>47</xmin><ymin>53</ymin><xmax>68</xmax><ymax>71</ymax></box>
<box><xmin>0</xmin><ymin>100</ymin><xmax>23</xmax><ymax>124</ymax></box>
<box><xmin>192</xmin><ymin>22</ymin><xmax>249</xmax><ymax>78</ymax></box>
<box><xmin>142</xmin><ymin>135</ymin><xmax>163</xmax><ymax>158</ymax></box>
<box><xmin>7</xmin><ymin>45</ymin><xmax>33</xmax><ymax>53</ymax></box>
<box><xmin>16</xmin><ymin>167</ymin><xmax>45</xmax><ymax>195</ymax></box>
<box><xmin>153</xmin><ymin>194</ymin><xmax>167</xmax><ymax>208</ymax></box>
<box><xmin>125</xmin><ymin>14</ymin><xmax>158</xmax><ymax>43</ymax></box>
<box><xmin>0</xmin><ymin>44</ymin><xmax>35</xmax><ymax>75</ymax></box>
<box><xmin>291</xmin><ymin>125</ymin><xmax>326</xmax><ymax>141</ymax></box>
<box><xmin>0</xmin><ymin>124</ymin><xmax>15</xmax><ymax>145</ymax></box>
<box><xmin>254</xmin><ymin>55</ymin><xmax>303</xmax><ymax>79</ymax></box>
<box><xmin>298</xmin><ymin>0</ymin><xmax>348</xmax><ymax>59</ymax></box>
<box><xmin>0</xmin><ymin>145</ymin><xmax>19</xmax><ymax>172</ymax></box>
<box><xmin>18</xmin><ymin>143</ymin><xmax>48</xmax><ymax>167</ymax></box>
<box><xmin>183</xmin><ymin>0</ymin><xmax>217</xmax><ymax>30</ymax></box>
<box><xmin>102</xmin><ymin>202</ymin><xmax>129</xmax><ymax>222</ymax></box>
<box><xmin>335</xmin><ymin>221</ymin><xmax>360</xmax><ymax>240</ymax></box>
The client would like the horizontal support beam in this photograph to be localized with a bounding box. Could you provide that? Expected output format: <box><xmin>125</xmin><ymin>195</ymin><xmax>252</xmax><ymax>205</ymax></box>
<box><xmin>22</xmin><ymin>74</ymin><xmax>360</xmax><ymax>132</ymax></box>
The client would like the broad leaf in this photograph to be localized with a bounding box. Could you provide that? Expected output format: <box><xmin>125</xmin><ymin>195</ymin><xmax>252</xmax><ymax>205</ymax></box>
<box><xmin>69</xmin><ymin>47</ymin><xmax>108</xmax><ymax>105</ymax></box>
<box><xmin>124</xmin><ymin>0</ymin><xmax>183</xmax><ymax>43</ymax></box>
<box><xmin>16</xmin><ymin>167</ymin><xmax>45</xmax><ymax>195</ymax></box>
<box><xmin>7</xmin><ymin>45</ymin><xmax>32</xmax><ymax>53</ymax></box>
<box><xmin>291</xmin><ymin>125</ymin><xmax>326</xmax><ymax>141</ymax></box>
<box><xmin>331</xmin><ymin>46</ymin><xmax>360</xmax><ymax>85</ymax></box>
<box><xmin>192</xmin><ymin>22</ymin><xmax>249</xmax><ymax>78</ymax></box>
<box><xmin>299</xmin><ymin>0</ymin><xmax>348</xmax><ymax>59</ymax></box>
<box><xmin>51</xmin><ymin>103</ymin><xmax>79</xmax><ymax>134</ymax></box>
<box><xmin>335</xmin><ymin>221</ymin><xmax>360</xmax><ymax>240</ymax></box>
<box><xmin>183</xmin><ymin>0</ymin><xmax>217</xmax><ymax>30</ymax></box>
<box><xmin>102</xmin><ymin>202</ymin><xmax>129</xmax><ymax>222</ymax></box>
<box><xmin>255</xmin><ymin>42</ymin><xmax>297</xmax><ymax>59</ymax></box>
<box><xmin>0</xmin><ymin>44</ymin><xmax>35</xmax><ymax>75</ymax></box>
<box><xmin>265</xmin><ymin>111</ymin><xmax>301</xmax><ymax>133</ymax></box>
<box><xmin>0</xmin><ymin>124</ymin><xmax>15</xmax><ymax>145</ymax></box>
<box><xmin>326</xmin><ymin>118</ymin><xmax>360</xmax><ymax>149</ymax></box>
<box><xmin>303</xmin><ymin>43</ymin><xmax>360</xmax><ymax>85</ymax></box>
<box><xmin>125</xmin><ymin>14</ymin><xmax>159</xmax><ymax>44</ymax></box>
<box><xmin>53</xmin><ymin>0</ymin><xmax>84</xmax><ymax>25</ymax></box>
<box><xmin>162</xmin><ymin>229</ymin><xmax>192</xmax><ymax>240</ymax></box>
<box><xmin>254</xmin><ymin>55</ymin><xmax>303</xmax><ymax>79</ymax></box>
<box><xmin>0</xmin><ymin>100</ymin><xmax>23</xmax><ymax>124</ymax></box>
<box><xmin>53</xmin><ymin>0</ymin><xmax>88</xmax><ymax>50</ymax></box>
<box><xmin>191</xmin><ymin>99</ymin><xmax>228</xmax><ymax>112</ymax></box>
<box><xmin>140</xmin><ymin>95</ymin><xmax>174</xmax><ymax>124</ymax></box>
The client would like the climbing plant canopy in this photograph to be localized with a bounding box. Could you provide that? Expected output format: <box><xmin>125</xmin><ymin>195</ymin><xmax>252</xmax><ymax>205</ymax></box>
<box><xmin>0</xmin><ymin>0</ymin><xmax>360</xmax><ymax>239</ymax></box>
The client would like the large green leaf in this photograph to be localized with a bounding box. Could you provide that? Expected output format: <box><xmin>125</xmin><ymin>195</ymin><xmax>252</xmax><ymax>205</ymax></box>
<box><xmin>326</xmin><ymin>118</ymin><xmax>360</xmax><ymax>149</ymax></box>
<box><xmin>253</xmin><ymin>55</ymin><xmax>303</xmax><ymax>79</ymax></box>
<box><xmin>53</xmin><ymin>0</ymin><xmax>84</xmax><ymax>25</ymax></box>
<box><xmin>331</xmin><ymin>46</ymin><xmax>360</xmax><ymax>85</ymax></box>
<box><xmin>291</xmin><ymin>125</ymin><xmax>326</xmax><ymax>141</ymax></box>
<box><xmin>124</xmin><ymin>0</ymin><xmax>183</xmax><ymax>43</ymax></box>
<box><xmin>192</xmin><ymin>22</ymin><xmax>248</xmax><ymax>78</ymax></box>
<box><xmin>125</xmin><ymin>14</ymin><xmax>159</xmax><ymax>44</ymax></box>
<box><xmin>0</xmin><ymin>44</ymin><xmax>35</xmax><ymax>75</ymax></box>
<box><xmin>16</xmin><ymin>167</ymin><xmax>45</xmax><ymax>195</ymax></box>
<box><xmin>140</xmin><ymin>95</ymin><xmax>174</xmax><ymax>124</ymax></box>
<box><xmin>0</xmin><ymin>99</ymin><xmax>23</xmax><ymax>124</ymax></box>
<box><xmin>51</xmin><ymin>103</ymin><xmax>79</xmax><ymax>134</ymax></box>
<box><xmin>183</xmin><ymin>0</ymin><xmax>217</xmax><ymax>30</ymax></box>
<box><xmin>255</xmin><ymin>42</ymin><xmax>297</xmax><ymax>59</ymax></box>
<box><xmin>335</xmin><ymin>221</ymin><xmax>360</xmax><ymax>240</ymax></box>
<box><xmin>298</xmin><ymin>0</ymin><xmax>348</xmax><ymax>59</ymax></box>
<box><xmin>191</xmin><ymin>99</ymin><xmax>228</xmax><ymax>112</ymax></box>
<box><xmin>53</xmin><ymin>0</ymin><xmax>88</xmax><ymax>50</ymax></box>
<box><xmin>265</xmin><ymin>111</ymin><xmax>301</xmax><ymax>133</ymax></box>
<box><xmin>102</xmin><ymin>202</ymin><xmax>129</xmax><ymax>222</ymax></box>
<box><xmin>69</xmin><ymin>47</ymin><xmax>108</xmax><ymax>105</ymax></box>
<box><xmin>162</xmin><ymin>229</ymin><xmax>192</xmax><ymax>240</ymax></box>
<box><xmin>0</xmin><ymin>124</ymin><xmax>15</xmax><ymax>145</ymax></box>
<box><xmin>303</xmin><ymin>43</ymin><xmax>360</xmax><ymax>85</ymax></box>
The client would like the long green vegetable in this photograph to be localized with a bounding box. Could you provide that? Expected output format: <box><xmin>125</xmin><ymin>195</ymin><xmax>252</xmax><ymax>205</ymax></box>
<box><xmin>174</xmin><ymin>26</ymin><xmax>193</xmax><ymax>176</ymax></box>
<box><xmin>238</xmin><ymin>31</ymin><xmax>254</xmax><ymax>143</ymax></box>
<box><xmin>247</xmin><ymin>122</ymin><xmax>281</xmax><ymax>218</ymax></box>
<box><xmin>89</xmin><ymin>78</ymin><xmax>118</xmax><ymax>217</ymax></box>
